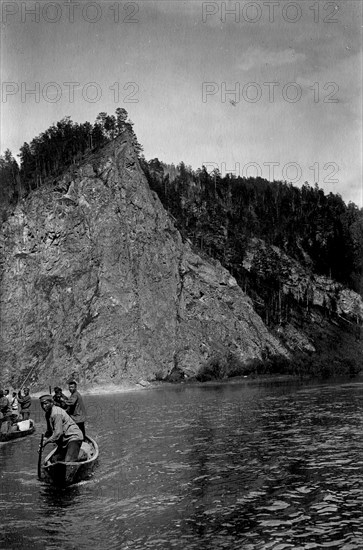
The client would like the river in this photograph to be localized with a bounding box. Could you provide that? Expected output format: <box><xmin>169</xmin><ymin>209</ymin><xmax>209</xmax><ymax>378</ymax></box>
<box><xmin>0</xmin><ymin>379</ymin><xmax>362</xmax><ymax>550</ymax></box>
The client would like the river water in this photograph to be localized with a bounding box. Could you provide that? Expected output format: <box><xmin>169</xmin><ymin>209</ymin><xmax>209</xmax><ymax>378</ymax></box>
<box><xmin>0</xmin><ymin>379</ymin><xmax>362</xmax><ymax>550</ymax></box>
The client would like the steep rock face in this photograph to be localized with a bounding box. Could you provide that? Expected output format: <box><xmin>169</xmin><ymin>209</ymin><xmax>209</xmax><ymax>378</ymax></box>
<box><xmin>0</xmin><ymin>133</ymin><xmax>286</xmax><ymax>389</ymax></box>
<box><xmin>243</xmin><ymin>238</ymin><xmax>363</xmax><ymax>321</ymax></box>
<box><xmin>242</xmin><ymin>238</ymin><xmax>363</xmax><ymax>355</ymax></box>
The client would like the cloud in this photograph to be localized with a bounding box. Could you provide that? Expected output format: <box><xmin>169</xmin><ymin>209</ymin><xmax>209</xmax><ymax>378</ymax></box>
<box><xmin>239</xmin><ymin>47</ymin><xmax>306</xmax><ymax>71</ymax></box>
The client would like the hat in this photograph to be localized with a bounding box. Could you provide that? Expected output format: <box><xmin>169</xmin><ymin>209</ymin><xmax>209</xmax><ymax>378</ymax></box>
<box><xmin>39</xmin><ymin>394</ymin><xmax>53</xmax><ymax>403</ymax></box>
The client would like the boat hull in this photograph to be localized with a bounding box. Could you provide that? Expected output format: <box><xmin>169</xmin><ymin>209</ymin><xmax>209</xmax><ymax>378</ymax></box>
<box><xmin>0</xmin><ymin>419</ymin><xmax>35</xmax><ymax>442</ymax></box>
<box><xmin>42</xmin><ymin>436</ymin><xmax>99</xmax><ymax>486</ymax></box>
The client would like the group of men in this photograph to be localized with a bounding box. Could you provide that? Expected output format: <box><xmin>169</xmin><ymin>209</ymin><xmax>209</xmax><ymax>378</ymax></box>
<box><xmin>39</xmin><ymin>380</ymin><xmax>86</xmax><ymax>463</ymax></box>
<box><xmin>0</xmin><ymin>380</ymin><xmax>87</xmax><ymax>463</ymax></box>
<box><xmin>0</xmin><ymin>387</ymin><xmax>32</xmax><ymax>427</ymax></box>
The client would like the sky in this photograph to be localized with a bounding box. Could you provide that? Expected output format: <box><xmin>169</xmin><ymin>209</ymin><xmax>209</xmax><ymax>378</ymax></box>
<box><xmin>1</xmin><ymin>0</ymin><xmax>362</xmax><ymax>205</ymax></box>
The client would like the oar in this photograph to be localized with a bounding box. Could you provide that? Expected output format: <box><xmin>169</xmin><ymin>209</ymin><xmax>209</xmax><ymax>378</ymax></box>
<box><xmin>37</xmin><ymin>433</ymin><xmax>44</xmax><ymax>479</ymax></box>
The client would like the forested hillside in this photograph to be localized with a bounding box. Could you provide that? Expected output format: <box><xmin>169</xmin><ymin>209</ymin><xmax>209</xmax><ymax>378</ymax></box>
<box><xmin>3</xmin><ymin>113</ymin><xmax>361</xmax><ymax>293</ymax></box>
<box><xmin>142</xmin><ymin>160</ymin><xmax>363</xmax><ymax>295</ymax></box>
<box><xmin>142</xmin><ymin>159</ymin><xmax>363</xmax><ymax>378</ymax></box>
<box><xmin>1</xmin><ymin>114</ymin><xmax>362</xmax><ymax>380</ymax></box>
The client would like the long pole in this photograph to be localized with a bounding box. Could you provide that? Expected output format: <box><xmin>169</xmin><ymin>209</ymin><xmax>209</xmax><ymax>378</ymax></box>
<box><xmin>19</xmin><ymin>361</ymin><xmax>38</xmax><ymax>390</ymax></box>
<box><xmin>37</xmin><ymin>433</ymin><xmax>44</xmax><ymax>479</ymax></box>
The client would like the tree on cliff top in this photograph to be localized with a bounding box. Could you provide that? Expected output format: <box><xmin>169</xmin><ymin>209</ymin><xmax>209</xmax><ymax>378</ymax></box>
<box><xmin>13</xmin><ymin>109</ymin><xmax>142</xmax><ymax>192</ymax></box>
<box><xmin>0</xmin><ymin>150</ymin><xmax>20</xmax><ymax>218</ymax></box>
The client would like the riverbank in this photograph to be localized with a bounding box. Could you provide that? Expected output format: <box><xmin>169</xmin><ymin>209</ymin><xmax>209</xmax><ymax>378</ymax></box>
<box><xmin>27</xmin><ymin>382</ymin><xmax>148</xmax><ymax>399</ymax></box>
<box><xmin>27</xmin><ymin>374</ymin><xmax>297</xmax><ymax>397</ymax></box>
<box><xmin>8</xmin><ymin>370</ymin><xmax>362</xmax><ymax>399</ymax></box>
<box><xmin>57</xmin><ymin>371</ymin><xmax>363</xmax><ymax>396</ymax></box>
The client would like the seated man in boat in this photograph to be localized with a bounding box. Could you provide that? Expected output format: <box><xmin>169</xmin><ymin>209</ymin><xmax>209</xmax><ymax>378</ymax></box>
<box><xmin>64</xmin><ymin>380</ymin><xmax>86</xmax><ymax>438</ymax></box>
<box><xmin>39</xmin><ymin>394</ymin><xmax>84</xmax><ymax>462</ymax></box>
<box><xmin>18</xmin><ymin>388</ymin><xmax>31</xmax><ymax>420</ymax></box>
<box><xmin>53</xmin><ymin>387</ymin><xmax>68</xmax><ymax>409</ymax></box>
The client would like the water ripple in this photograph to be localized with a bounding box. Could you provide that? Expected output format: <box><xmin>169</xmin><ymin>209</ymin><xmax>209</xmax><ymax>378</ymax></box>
<box><xmin>0</xmin><ymin>381</ymin><xmax>362</xmax><ymax>549</ymax></box>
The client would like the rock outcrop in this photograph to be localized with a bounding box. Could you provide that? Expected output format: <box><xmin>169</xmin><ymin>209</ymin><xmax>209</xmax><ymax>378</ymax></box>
<box><xmin>0</xmin><ymin>133</ymin><xmax>287</xmax><ymax>389</ymax></box>
<box><xmin>242</xmin><ymin>238</ymin><xmax>363</xmax><ymax>357</ymax></box>
<box><xmin>243</xmin><ymin>238</ymin><xmax>363</xmax><ymax>322</ymax></box>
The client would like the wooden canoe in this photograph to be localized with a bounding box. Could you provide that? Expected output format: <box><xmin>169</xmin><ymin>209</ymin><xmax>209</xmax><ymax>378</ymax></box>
<box><xmin>0</xmin><ymin>419</ymin><xmax>35</xmax><ymax>442</ymax></box>
<box><xmin>42</xmin><ymin>435</ymin><xmax>99</xmax><ymax>485</ymax></box>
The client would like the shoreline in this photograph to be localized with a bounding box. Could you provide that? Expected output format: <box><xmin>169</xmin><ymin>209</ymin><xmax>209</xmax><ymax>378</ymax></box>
<box><xmin>23</xmin><ymin>375</ymin><xmax>297</xmax><ymax>398</ymax></box>
<box><xmin>10</xmin><ymin>371</ymin><xmax>362</xmax><ymax>399</ymax></box>
<box><xmin>30</xmin><ymin>382</ymin><xmax>151</xmax><ymax>399</ymax></box>
<box><xmin>83</xmin><ymin>372</ymin><xmax>362</xmax><ymax>395</ymax></box>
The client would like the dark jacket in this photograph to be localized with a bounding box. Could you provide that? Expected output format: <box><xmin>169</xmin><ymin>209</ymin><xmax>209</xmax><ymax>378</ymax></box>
<box><xmin>0</xmin><ymin>397</ymin><xmax>10</xmax><ymax>416</ymax></box>
<box><xmin>17</xmin><ymin>393</ymin><xmax>31</xmax><ymax>411</ymax></box>
<box><xmin>65</xmin><ymin>391</ymin><xmax>86</xmax><ymax>424</ymax></box>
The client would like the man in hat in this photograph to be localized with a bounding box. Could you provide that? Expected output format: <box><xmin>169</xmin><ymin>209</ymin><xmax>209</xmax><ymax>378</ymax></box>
<box><xmin>39</xmin><ymin>394</ymin><xmax>83</xmax><ymax>462</ymax></box>
<box><xmin>65</xmin><ymin>380</ymin><xmax>86</xmax><ymax>438</ymax></box>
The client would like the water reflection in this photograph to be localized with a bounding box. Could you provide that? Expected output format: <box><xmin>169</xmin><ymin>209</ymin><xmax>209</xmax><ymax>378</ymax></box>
<box><xmin>40</xmin><ymin>483</ymin><xmax>82</xmax><ymax>512</ymax></box>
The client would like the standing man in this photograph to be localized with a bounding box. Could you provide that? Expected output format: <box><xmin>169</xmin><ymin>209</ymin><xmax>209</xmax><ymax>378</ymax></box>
<box><xmin>39</xmin><ymin>395</ymin><xmax>83</xmax><ymax>462</ymax></box>
<box><xmin>18</xmin><ymin>388</ymin><xmax>31</xmax><ymax>420</ymax></box>
<box><xmin>65</xmin><ymin>380</ymin><xmax>86</xmax><ymax>438</ymax></box>
<box><xmin>0</xmin><ymin>390</ymin><xmax>10</xmax><ymax>414</ymax></box>
<box><xmin>0</xmin><ymin>389</ymin><xmax>11</xmax><ymax>426</ymax></box>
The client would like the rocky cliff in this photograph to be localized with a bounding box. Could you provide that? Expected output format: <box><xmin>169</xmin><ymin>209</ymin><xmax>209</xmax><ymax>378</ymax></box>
<box><xmin>243</xmin><ymin>238</ymin><xmax>363</xmax><ymax>323</ymax></box>
<box><xmin>241</xmin><ymin>238</ymin><xmax>363</xmax><ymax>370</ymax></box>
<box><xmin>0</xmin><ymin>132</ymin><xmax>287</xmax><ymax>389</ymax></box>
